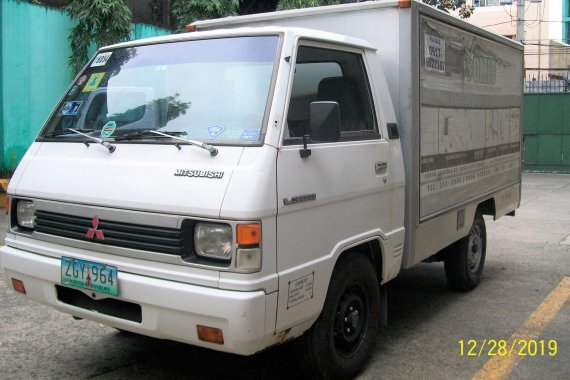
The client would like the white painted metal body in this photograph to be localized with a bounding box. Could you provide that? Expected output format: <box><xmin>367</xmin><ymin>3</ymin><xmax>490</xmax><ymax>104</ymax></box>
<box><xmin>1</xmin><ymin>1</ymin><xmax>522</xmax><ymax>355</ymax></box>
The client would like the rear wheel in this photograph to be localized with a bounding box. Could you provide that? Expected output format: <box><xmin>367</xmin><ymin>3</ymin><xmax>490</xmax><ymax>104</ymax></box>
<box><xmin>295</xmin><ymin>254</ymin><xmax>380</xmax><ymax>379</ymax></box>
<box><xmin>444</xmin><ymin>212</ymin><xmax>487</xmax><ymax>291</ymax></box>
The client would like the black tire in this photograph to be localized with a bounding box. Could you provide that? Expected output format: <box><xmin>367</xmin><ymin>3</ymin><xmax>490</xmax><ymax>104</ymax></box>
<box><xmin>444</xmin><ymin>212</ymin><xmax>487</xmax><ymax>291</ymax></box>
<box><xmin>295</xmin><ymin>254</ymin><xmax>380</xmax><ymax>380</ymax></box>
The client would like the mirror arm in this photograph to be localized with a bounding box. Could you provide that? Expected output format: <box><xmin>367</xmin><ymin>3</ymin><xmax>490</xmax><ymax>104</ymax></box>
<box><xmin>300</xmin><ymin>134</ymin><xmax>312</xmax><ymax>158</ymax></box>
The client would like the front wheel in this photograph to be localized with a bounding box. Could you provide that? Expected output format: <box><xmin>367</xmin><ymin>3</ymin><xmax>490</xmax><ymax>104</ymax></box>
<box><xmin>295</xmin><ymin>254</ymin><xmax>380</xmax><ymax>379</ymax></box>
<box><xmin>444</xmin><ymin>212</ymin><xmax>487</xmax><ymax>291</ymax></box>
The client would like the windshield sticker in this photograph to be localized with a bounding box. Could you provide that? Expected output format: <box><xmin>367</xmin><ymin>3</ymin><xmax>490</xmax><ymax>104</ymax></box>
<box><xmin>240</xmin><ymin>129</ymin><xmax>260</xmax><ymax>141</ymax></box>
<box><xmin>67</xmin><ymin>85</ymin><xmax>79</xmax><ymax>97</ymax></box>
<box><xmin>226</xmin><ymin>128</ymin><xmax>243</xmax><ymax>139</ymax></box>
<box><xmin>82</xmin><ymin>73</ymin><xmax>106</xmax><ymax>92</ymax></box>
<box><xmin>59</xmin><ymin>101</ymin><xmax>83</xmax><ymax>116</ymax></box>
<box><xmin>101</xmin><ymin>121</ymin><xmax>117</xmax><ymax>138</ymax></box>
<box><xmin>206</xmin><ymin>125</ymin><xmax>224</xmax><ymax>139</ymax></box>
<box><xmin>77</xmin><ymin>75</ymin><xmax>88</xmax><ymax>86</ymax></box>
<box><xmin>91</xmin><ymin>52</ymin><xmax>113</xmax><ymax>67</ymax></box>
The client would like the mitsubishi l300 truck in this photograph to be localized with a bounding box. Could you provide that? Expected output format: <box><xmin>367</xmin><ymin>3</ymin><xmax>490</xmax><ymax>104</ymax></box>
<box><xmin>1</xmin><ymin>1</ymin><xmax>522</xmax><ymax>378</ymax></box>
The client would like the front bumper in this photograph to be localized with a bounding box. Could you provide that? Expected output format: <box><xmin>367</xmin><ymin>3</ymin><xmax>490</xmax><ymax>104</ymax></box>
<box><xmin>0</xmin><ymin>244</ymin><xmax>277</xmax><ymax>355</ymax></box>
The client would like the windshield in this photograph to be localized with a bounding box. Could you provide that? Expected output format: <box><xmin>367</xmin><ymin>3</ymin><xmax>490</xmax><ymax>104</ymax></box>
<box><xmin>40</xmin><ymin>35</ymin><xmax>279</xmax><ymax>145</ymax></box>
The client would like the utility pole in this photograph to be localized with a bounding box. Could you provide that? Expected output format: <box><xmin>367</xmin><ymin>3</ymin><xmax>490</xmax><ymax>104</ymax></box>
<box><xmin>516</xmin><ymin>0</ymin><xmax>525</xmax><ymax>41</ymax></box>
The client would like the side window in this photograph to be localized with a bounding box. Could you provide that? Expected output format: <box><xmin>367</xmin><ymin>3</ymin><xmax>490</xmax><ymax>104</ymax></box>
<box><xmin>284</xmin><ymin>45</ymin><xmax>379</xmax><ymax>145</ymax></box>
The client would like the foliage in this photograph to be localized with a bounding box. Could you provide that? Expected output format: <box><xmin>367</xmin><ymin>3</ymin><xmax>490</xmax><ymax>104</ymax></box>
<box><xmin>66</xmin><ymin>0</ymin><xmax>133</xmax><ymax>74</ymax></box>
<box><xmin>171</xmin><ymin>0</ymin><xmax>240</xmax><ymax>32</ymax></box>
<box><xmin>277</xmin><ymin>0</ymin><xmax>473</xmax><ymax>18</ymax></box>
<box><xmin>419</xmin><ymin>0</ymin><xmax>474</xmax><ymax>18</ymax></box>
<box><xmin>277</xmin><ymin>0</ymin><xmax>340</xmax><ymax>10</ymax></box>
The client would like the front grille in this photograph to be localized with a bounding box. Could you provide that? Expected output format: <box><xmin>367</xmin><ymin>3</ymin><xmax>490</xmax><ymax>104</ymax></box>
<box><xmin>35</xmin><ymin>210</ymin><xmax>184</xmax><ymax>255</ymax></box>
<box><xmin>56</xmin><ymin>285</ymin><xmax>142</xmax><ymax>323</ymax></box>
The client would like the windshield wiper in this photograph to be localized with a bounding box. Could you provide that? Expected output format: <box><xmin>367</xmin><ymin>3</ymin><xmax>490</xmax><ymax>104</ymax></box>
<box><xmin>150</xmin><ymin>130</ymin><xmax>218</xmax><ymax>157</ymax></box>
<box><xmin>48</xmin><ymin>128</ymin><xmax>94</xmax><ymax>137</ymax></box>
<box><xmin>113</xmin><ymin>129</ymin><xmax>187</xmax><ymax>141</ymax></box>
<box><xmin>68</xmin><ymin>128</ymin><xmax>116</xmax><ymax>153</ymax></box>
<box><xmin>114</xmin><ymin>129</ymin><xmax>218</xmax><ymax>156</ymax></box>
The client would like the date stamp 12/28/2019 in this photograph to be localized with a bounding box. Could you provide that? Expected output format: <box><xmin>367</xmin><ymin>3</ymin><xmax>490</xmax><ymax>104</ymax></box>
<box><xmin>459</xmin><ymin>339</ymin><xmax>558</xmax><ymax>357</ymax></box>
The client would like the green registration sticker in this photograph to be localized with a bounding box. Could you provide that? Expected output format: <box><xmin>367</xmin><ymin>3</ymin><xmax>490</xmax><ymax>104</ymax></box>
<box><xmin>61</xmin><ymin>257</ymin><xmax>118</xmax><ymax>296</ymax></box>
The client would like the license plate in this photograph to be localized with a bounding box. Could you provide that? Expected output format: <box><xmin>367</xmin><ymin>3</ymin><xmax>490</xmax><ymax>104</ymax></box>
<box><xmin>61</xmin><ymin>257</ymin><xmax>118</xmax><ymax>296</ymax></box>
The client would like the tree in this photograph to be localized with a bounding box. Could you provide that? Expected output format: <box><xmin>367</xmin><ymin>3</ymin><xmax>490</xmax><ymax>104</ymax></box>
<box><xmin>421</xmin><ymin>0</ymin><xmax>474</xmax><ymax>18</ymax></box>
<box><xmin>277</xmin><ymin>0</ymin><xmax>473</xmax><ymax>18</ymax></box>
<box><xmin>66</xmin><ymin>0</ymin><xmax>133</xmax><ymax>74</ymax></box>
<box><xmin>277</xmin><ymin>0</ymin><xmax>341</xmax><ymax>10</ymax></box>
<box><xmin>171</xmin><ymin>0</ymin><xmax>240</xmax><ymax>31</ymax></box>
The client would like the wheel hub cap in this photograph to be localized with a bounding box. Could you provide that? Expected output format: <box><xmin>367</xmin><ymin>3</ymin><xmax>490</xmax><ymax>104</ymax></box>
<box><xmin>468</xmin><ymin>225</ymin><xmax>482</xmax><ymax>273</ymax></box>
<box><xmin>334</xmin><ymin>286</ymin><xmax>368</xmax><ymax>357</ymax></box>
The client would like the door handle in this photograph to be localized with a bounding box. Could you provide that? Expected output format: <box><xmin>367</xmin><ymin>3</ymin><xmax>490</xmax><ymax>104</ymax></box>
<box><xmin>375</xmin><ymin>162</ymin><xmax>388</xmax><ymax>173</ymax></box>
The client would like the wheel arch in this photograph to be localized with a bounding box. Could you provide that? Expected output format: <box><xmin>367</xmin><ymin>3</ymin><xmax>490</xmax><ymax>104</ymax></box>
<box><xmin>478</xmin><ymin>198</ymin><xmax>496</xmax><ymax>219</ymax></box>
<box><xmin>339</xmin><ymin>239</ymin><xmax>384</xmax><ymax>283</ymax></box>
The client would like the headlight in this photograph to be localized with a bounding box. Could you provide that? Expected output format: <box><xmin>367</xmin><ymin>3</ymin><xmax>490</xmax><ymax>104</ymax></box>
<box><xmin>194</xmin><ymin>223</ymin><xmax>232</xmax><ymax>260</ymax></box>
<box><xmin>16</xmin><ymin>200</ymin><xmax>36</xmax><ymax>230</ymax></box>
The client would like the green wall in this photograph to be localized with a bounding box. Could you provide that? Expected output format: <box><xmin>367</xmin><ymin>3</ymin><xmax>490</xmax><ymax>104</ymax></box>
<box><xmin>132</xmin><ymin>23</ymin><xmax>171</xmax><ymax>40</ymax></box>
<box><xmin>0</xmin><ymin>0</ymin><xmax>171</xmax><ymax>175</ymax></box>
<box><xmin>523</xmin><ymin>94</ymin><xmax>570</xmax><ymax>173</ymax></box>
<box><xmin>1</xmin><ymin>0</ymin><xmax>75</xmax><ymax>174</ymax></box>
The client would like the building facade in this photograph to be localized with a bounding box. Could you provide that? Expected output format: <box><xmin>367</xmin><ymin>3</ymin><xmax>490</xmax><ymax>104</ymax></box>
<box><xmin>460</xmin><ymin>0</ymin><xmax>570</xmax><ymax>91</ymax></box>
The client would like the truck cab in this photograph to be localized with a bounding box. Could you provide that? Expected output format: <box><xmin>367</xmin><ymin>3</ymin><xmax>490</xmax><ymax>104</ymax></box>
<box><xmin>2</xmin><ymin>26</ymin><xmax>404</xmax><ymax>376</ymax></box>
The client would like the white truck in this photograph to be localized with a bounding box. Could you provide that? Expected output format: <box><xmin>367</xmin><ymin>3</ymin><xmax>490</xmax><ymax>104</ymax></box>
<box><xmin>1</xmin><ymin>1</ymin><xmax>522</xmax><ymax>378</ymax></box>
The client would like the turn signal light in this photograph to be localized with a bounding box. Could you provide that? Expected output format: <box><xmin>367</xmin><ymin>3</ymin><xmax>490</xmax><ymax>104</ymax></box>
<box><xmin>237</xmin><ymin>224</ymin><xmax>261</xmax><ymax>245</ymax></box>
<box><xmin>185</xmin><ymin>24</ymin><xmax>197</xmax><ymax>32</ymax></box>
<box><xmin>11</xmin><ymin>278</ymin><xmax>26</xmax><ymax>294</ymax></box>
<box><xmin>399</xmin><ymin>0</ymin><xmax>412</xmax><ymax>8</ymax></box>
<box><xmin>197</xmin><ymin>325</ymin><xmax>224</xmax><ymax>344</ymax></box>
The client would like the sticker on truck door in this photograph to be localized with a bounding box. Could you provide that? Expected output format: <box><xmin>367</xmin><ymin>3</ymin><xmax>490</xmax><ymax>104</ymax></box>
<box><xmin>287</xmin><ymin>273</ymin><xmax>314</xmax><ymax>309</ymax></box>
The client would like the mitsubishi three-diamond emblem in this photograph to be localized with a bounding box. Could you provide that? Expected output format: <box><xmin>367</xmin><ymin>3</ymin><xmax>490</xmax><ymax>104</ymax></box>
<box><xmin>86</xmin><ymin>216</ymin><xmax>105</xmax><ymax>240</ymax></box>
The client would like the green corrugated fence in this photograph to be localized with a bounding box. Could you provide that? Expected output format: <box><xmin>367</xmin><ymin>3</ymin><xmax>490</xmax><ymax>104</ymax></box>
<box><xmin>0</xmin><ymin>0</ymin><xmax>171</xmax><ymax>175</ymax></box>
<box><xmin>523</xmin><ymin>93</ymin><xmax>570</xmax><ymax>173</ymax></box>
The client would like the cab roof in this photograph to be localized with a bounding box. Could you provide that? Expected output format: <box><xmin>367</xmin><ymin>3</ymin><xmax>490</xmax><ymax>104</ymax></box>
<box><xmin>101</xmin><ymin>26</ymin><xmax>375</xmax><ymax>53</ymax></box>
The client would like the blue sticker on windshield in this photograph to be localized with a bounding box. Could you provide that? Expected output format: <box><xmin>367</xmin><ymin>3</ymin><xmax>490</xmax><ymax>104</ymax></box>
<box><xmin>240</xmin><ymin>129</ymin><xmax>260</xmax><ymax>141</ymax></box>
<box><xmin>101</xmin><ymin>121</ymin><xmax>117</xmax><ymax>138</ymax></box>
<box><xmin>59</xmin><ymin>101</ymin><xmax>82</xmax><ymax>116</ymax></box>
<box><xmin>206</xmin><ymin>125</ymin><xmax>224</xmax><ymax>139</ymax></box>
